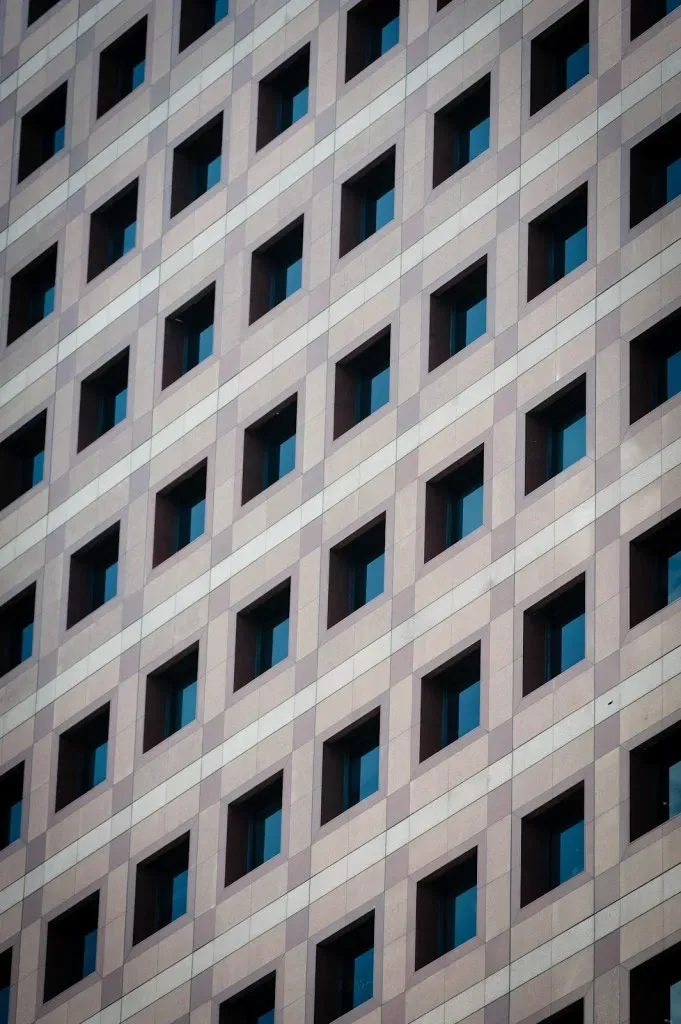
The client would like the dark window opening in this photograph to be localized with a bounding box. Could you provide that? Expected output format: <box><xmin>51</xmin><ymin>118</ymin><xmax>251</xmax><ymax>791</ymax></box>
<box><xmin>527</xmin><ymin>186</ymin><xmax>588</xmax><ymax>300</ymax></box>
<box><xmin>225</xmin><ymin>775</ymin><xmax>283</xmax><ymax>884</ymax></box>
<box><xmin>87</xmin><ymin>181</ymin><xmax>138</xmax><ymax>281</ymax></box>
<box><xmin>521</xmin><ymin>784</ymin><xmax>585</xmax><ymax>906</ymax></box>
<box><xmin>27</xmin><ymin>0</ymin><xmax>61</xmax><ymax>25</ymax></box>
<box><xmin>327</xmin><ymin>517</ymin><xmax>385</xmax><ymax>628</ymax></box>
<box><xmin>419</xmin><ymin>646</ymin><xmax>481</xmax><ymax>762</ymax></box>
<box><xmin>0</xmin><ymin>948</ymin><xmax>11</xmax><ymax>1024</ymax></box>
<box><xmin>0</xmin><ymin>765</ymin><xmax>24</xmax><ymax>851</ymax></box>
<box><xmin>630</xmin><ymin>941</ymin><xmax>681</xmax><ymax>1024</ymax></box>
<box><xmin>257</xmin><ymin>45</ymin><xmax>310</xmax><ymax>150</ymax></box>
<box><xmin>18</xmin><ymin>83</ymin><xmax>67</xmax><ymax>182</ymax></box>
<box><xmin>433</xmin><ymin>76</ymin><xmax>490</xmax><ymax>187</ymax></box>
<box><xmin>234</xmin><ymin>582</ymin><xmax>291</xmax><ymax>690</ymax></box>
<box><xmin>530</xmin><ymin>2</ymin><xmax>589</xmax><ymax>115</ymax></box>
<box><xmin>537</xmin><ymin>1003</ymin><xmax>584</xmax><ymax>1024</ymax></box>
<box><xmin>333</xmin><ymin>331</ymin><xmax>390</xmax><ymax>439</ymax></box>
<box><xmin>630</xmin><ymin>113</ymin><xmax>681</xmax><ymax>228</ymax></box>
<box><xmin>630</xmin><ymin>308</ymin><xmax>681</xmax><ymax>422</ymax></box>
<box><xmin>339</xmin><ymin>149</ymin><xmax>395</xmax><ymax>257</ymax></box>
<box><xmin>219</xmin><ymin>973</ymin><xmax>276</xmax><ymax>1024</ymax></box>
<box><xmin>0</xmin><ymin>585</ymin><xmax>36</xmax><ymax>678</ymax></box>
<box><xmin>179</xmin><ymin>0</ymin><xmax>228</xmax><ymax>52</ymax></box>
<box><xmin>162</xmin><ymin>285</ymin><xmax>215</xmax><ymax>389</ymax></box>
<box><xmin>96</xmin><ymin>18</ymin><xmax>147</xmax><ymax>118</ymax></box>
<box><xmin>424</xmin><ymin>449</ymin><xmax>484</xmax><ymax>562</ymax></box>
<box><xmin>0</xmin><ymin>411</ymin><xmax>47</xmax><ymax>512</ymax></box>
<box><xmin>7</xmin><ymin>244</ymin><xmax>57</xmax><ymax>345</ymax></box>
<box><xmin>153</xmin><ymin>462</ymin><xmax>207</xmax><ymax>567</ymax></box>
<box><xmin>523</xmin><ymin>577</ymin><xmax>585</xmax><ymax>695</ymax></box>
<box><xmin>321</xmin><ymin>712</ymin><xmax>380</xmax><ymax>825</ymax></box>
<box><xmin>630</xmin><ymin>511</ymin><xmax>681</xmax><ymax>628</ymax></box>
<box><xmin>525</xmin><ymin>377</ymin><xmax>587</xmax><ymax>494</ymax></box>
<box><xmin>631</xmin><ymin>0</ymin><xmax>681</xmax><ymax>40</ymax></box>
<box><xmin>415</xmin><ymin>850</ymin><xmax>477</xmax><ymax>969</ymax></box>
<box><xmin>249</xmin><ymin>219</ymin><xmax>303</xmax><ymax>323</ymax></box>
<box><xmin>77</xmin><ymin>349</ymin><xmax>129</xmax><ymax>452</ymax></box>
<box><xmin>170</xmin><ymin>116</ymin><xmax>223</xmax><ymax>217</ymax></box>
<box><xmin>144</xmin><ymin>646</ymin><xmax>199</xmax><ymax>752</ymax></box>
<box><xmin>133</xmin><ymin>834</ymin><xmax>190</xmax><ymax>944</ymax></box>
<box><xmin>345</xmin><ymin>0</ymin><xmax>399</xmax><ymax>81</ymax></box>
<box><xmin>43</xmin><ymin>893</ymin><xmax>99</xmax><ymax>1002</ymax></box>
<box><xmin>67</xmin><ymin>524</ymin><xmax>120</xmax><ymax>629</ymax></box>
<box><xmin>314</xmin><ymin>914</ymin><xmax>374</xmax><ymax>1024</ymax></box>
<box><xmin>428</xmin><ymin>258</ymin><xmax>487</xmax><ymax>372</ymax></box>
<box><xmin>242</xmin><ymin>397</ymin><xmax>297</xmax><ymax>504</ymax></box>
<box><xmin>55</xmin><ymin>705</ymin><xmax>109</xmax><ymax>812</ymax></box>
<box><xmin>630</xmin><ymin>720</ymin><xmax>681</xmax><ymax>841</ymax></box>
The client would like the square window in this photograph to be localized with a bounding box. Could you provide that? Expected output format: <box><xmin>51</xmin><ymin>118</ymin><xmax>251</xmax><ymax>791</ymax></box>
<box><xmin>630</xmin><ymin>720</ymin><xmax>681</xmax><ymax>841</ymax></box>
<box><xmin>0</xmin><ymin>949</ymin><xmax>11</xmax><ymax>1024</ymax></box>
<box><xmin>327</xmin><ymin>517</ymin><xmax>386</xmax><ymax>628</ymax></box>
<box><xmin>225</xmin><ymin>776</ymin><xmax>283</xmax><ymax>884</ymax></box>
<box><xmin>321</xmin><ymin>713</ymin><xmax>380</xmax><ymax>825</ymax></box>
<box><xmin>18</xmin><ymin>83</ymin><xmax>67</xmax><ymax>182</ymax></box>
<box><xmin>179</xmin><ymin>0</ymin><xmax>228</xmax><ymax>51</ymax></box>
<box><xmin>333</xmin><ymin>330</ymin><xmax>390</xmax><ymax>439</ymax></box>
<box><xmin>87</xmin><ymin>182</ymin><xmax>138</xmax><ymax>281</ymax></box>
<box><xmin>249</xmin><ymin>219</ymin><xmax>303</xmax><ymax>323</ymax></box>
<box><xmin>525</xmin><ymin>378</ymin><xmax>586</xmax><ymax>494</ymax></box>
<box><xmin>521</xmin><ymin>784</ymin><xmax>585</xmax><ymax>906</ymax></box>
<box><xmin>256</xmin><ymin>46</ymin><xmax>310</xmax><ymax>150</ymax></box>
<box><xmin>162</xmin><ymin>284</ymin><xmax>215</xmax><ymax>388</ymax></box>
<box><xmin>66</xmin><ymin>525</ymin><xmax>120</xmax><ymax>628</ymax></box>
<box><xmin>433</xmin><ymin>76</ymin><xmax>490</xmax><ymax>187</ymax></box>
<box><xmin>630</xmin><ymin>511</ymin><xmax>681</xmax><ymax>627</ymax></box>
<box><xmin>630</xmin><ymin>940</ymin><xmax>681</xmax><ymax>1024</ymax></box>
<box><xmin>630</xmin><ymin>308</ymin><xmax>681</xmax><ymax>421</ymax></box>
<box><xmin>27</xmin><ymin>0</ymin><xmax>62</xmax><ymax>23</ymax></box>
<box><xmin>153</xmin><ymin>462</ymin><xmax>207</xmax><ymax>567</ymax></box>
<box><xmin>339</xmin><ymin>149</ymin><xmax>395</xmax><ymax>257</ymax></box>
<box><xmin>219</xmin><ymin>973</ymin><xmax>276</xmax><ymax>1024</ymax></box>
<box><xmin>55</xmin><ymin>706</ymin><xmax>109</xmax><ymax>812</ymax></box>
<box><xmin>77</xmin><ymin>349</ymin><xmax>129</xmax><ymax>452</ymax></box>
<box><xmin>7</xmin><ymin>244</ymin><xmax>57</xmax><ymax>345</ymax></box>
<box><xmin>419</xmin><ymin>646</ymin><xmax>481</xmax><ymax>762</ymax></box>
<box><xmin>631</xmin><ymin>0</ymin><xmax>681</xmax><ymax>39</ymax></box>
<box><xmin>0</xmin><ymin>585</ymin><xmax>36</xmax><ymax>678</ymax></box>
<box><xmin>0</xmin><ymin>411</ymin><xmax>47</xmax><ymax>512</ymax></box>
<box><xmin>234</xmin><ymin>582</ymin><xmax>291</xmax><ymax>690</ymax></box>
<box><xmin>0</xmin><ymin>765</ymin><xmax>24</xmax><ymax>851</ymax></box>
<box><xmin>630</xmin><ymin>113</ymin><xmax>681</xmax><ymax>228</ymax></box>
<box><xmin>133</xmin><ymin>835</ymin><xmax>190</xmax><ymax>944</ymax></box>
<box><xmin>537</xmin><ymin>1004</ymin><xmax>584</xmax><ymax>1024</ymax></box>
<box><xmin>242</xmin><ymin>397</ymin><xmax>297</xmax><ymax>504</ymax></box>
<box><xmin>170</xmin><ymin>115</ymin><xmax>223</xmax><ymax>217</ymax></box>
<box><xmin>96</xmin><ymin>18</ymin><xmax>147</xmax><ymax>118</ymax></box>
<box><xmin>424</xmin><ymin>449</ymin><xmax>484</xmax><ymax>562</ymax></box>
<box><xmin>415</xmin><ymin>850</ymin><xmax>477</xmax><ymax>969</ymax></box>
<box><xmin>44</xmin><ymin>893</ymin><xmax>99</xmax><ymax>1001</ymax></box>
<box><xmin>530</xmin><ymin>3</ymin><xmax>589</xmax><ymax>115</ymax></box>
<box><xmin>523</xmin><ymin>577</ymin><xmax>585</xmax><ymax>695</ymax></box>
<box><xmin>143</xmin><ymin>646</ymin><xmax>199</xmax><ymax>752</ymax></box>
<box><xmin>527</xmin><ymin>185</ymin><xmax>588</xmax><ymax>301</ymax></box>
<box><xmin>428</xmin><ymin>258</ymin><xmax>487</xmax><ymax>372</ymax></box>
<box><xmin>314</xmin><ymin>914</ymin><xmax>374</xmax><ymax>1024</ymax></box>
<box><xmin>345</xmin><ymin>0</ymin><xmax>399</xmax><ymax>81</ymax></box>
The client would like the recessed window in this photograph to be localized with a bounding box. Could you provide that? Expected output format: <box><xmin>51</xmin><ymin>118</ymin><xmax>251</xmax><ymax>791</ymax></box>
<box><xmin>630</xmin><ymin>308</ymin><xmax>681</xmax><ymax>422</ymax></box>
<box><xmin>153</xmin><ymin>462</ymin><xmax>207</xmax><ymax>567</ymax></box>
<box><xmin>77</xmin><ymin>349</ymin><xmax>129</xmax><ymax>452</ymax></box>
<box><xmin>327</xmin><ymin>517</ymin><xmax>385</xmax><ymax>628</ymax></box>
<box><xmin>18</xmin><ymin>83</ymin><xmax>67</xmax><ymax>182</ymax></box>
<box><xmin>415</xmin><ymin>850</ymin><xmax>477</xmax><ymax>969</ymax></box>
<box><xmin>44</xmin><ymin>893</ymin><xmax>99</xmax><ymax>1001</ymax></box>
<box><xmin>27</xmin><ymin>0</ymin><xmax>61</xmax><ymax>25</ymax></box>
<box><xmin>0</xmin><ymin>585</ymin><xmax>36</xmax><ymax>678</ymax></box>
<box><xmin>0</xmin><ymin>765</ymin><xmax>24</xmax><ymax>850</ymax></box>
<box><xmin>162</xmin><ymin>284</ymin><xmax>215</xmax><ymax>389</ymax></box>
<box><xmin>631</xmin><ymin>0</ymin><xmax>681</xmax><ymax>40</ymax></box>
<box><xmin>339</xmin><ymin>149</ymin><xmax>395</xmax><ymax>257</ymax></box>
<box><xmin>66</xmin><ymin>524</ymin><xmax>120</xmax><ymax>629</ymax></box>
<box><xmin>179</xmin><ymin>0</ymin><xmax>228</xmax><ymax>52</ymax></box>
<box><xmin>523</xmin><ymin>577</ymin><xmax>585</xmax><ymax>695</ymax></box>
<box><xmin>630</xmin><ymin>720</ymin><xmax>681</xmax><ymax>841</ymax></box>
<box><xmin>257</xmin><ymin>45</ymin><xmax>310</xmax><ymax>150</ymax></box>
<box><xmin>133</xmin><ymin>835</ymin><xmax>189</xmax><ymax>944</ymax></box>
<box><xmin>0</xmin><ymin>949</ymin><xmax>11</xmax><ymax>1024</ymax></box>
<box><xmin>520</xmin><ymin>784</ymin><xmax>585</xmax><ymax>906</ymax></box>
<box><xmin>170</xmin><ymin>115</ymin><xmax>223</xmax><ymax>217</ymax></box>
<box><xmin>55</xmin><ymin>706</ymin><xmax>109</xmax><ymax>812</ymax></box>
<box><xmin>428</xmin><ymin>258</ymin><xmax>487</xmax><ymax>372</ymax></box>
<box><xmin>7</xmin><ymin>244</ymin><xmax>57</xmax><ymax>345</ymax></box>
<box><xmin>629</xmin><ymin>511</ymin><xmax>681</xmax><ymax>628</ymax></box>
<box><xmin>333</xmin><ymin>330</ymin><xmax>390</xmax><ymax>439</ymax></box>
<box><xmin>143</xmin><ymin>646</ymin><xmax>199</xmax><ymax>752</ymax></box>
<box><xmin>87</xmin><ymin>181</ymin><xmax>138</xmax><ymax>282</ymax></box>
<box><xmin>96</xmin><ymin>18</ymin><xmax>147</xmax><ymax>118</ymax></box>
<box><xmin>249</xmin><ymin>218</ymin><xmax>303</xmax><ymax>323</ymax></box>
<box><xmin>225</xmin><ymin>775</ymin><xmax>283</xmax><ymax>884</ymax></box>
<box><xmin>0</xmin><ymin>411</ymin><xmax>47</xmax><ymax>512</ymax></box>
<box><xmin>234</xmin><ymin>582</ymin><xmax>291</xmax><ymax>690</ymax></box>
<box><xmin>242</xmin><ymin>397</ymin><xmax>297</xmax><ymax>504</ymax></box>
<box><xmin>314</xmin><ymin>914</ymin><xmax>374</xmax><ymax>1024</ymax></box>
<box><xmin>630</xmin><ymin>113</ymin><xmax>681</xmax><ymax>228</ymax></box>
<box><xmin>629</xmin><ymin>940</ymin><xmax>681</xmax><ymax>1024</ymax></box>
<box><xmin>424</xmin><ymin>449</ymin><xmax>484</xmax><ymax>562</ymax></box>
<box><xmin>538</xmin><ymin>1003</ymin><xmax>584</xmax><ymax>1024</ymax></box>
<box><xmin>433</xmin><ymin>76</ymin><xmax>490</xmax><ymax>187</ymax></box>
<box><xmin>530</xmin><ymin>2</ymin><xmax>589</xmax><ymax>115</ymax></box>
<box><xmin>527</xmin><ymin>185</ymin><xmax>588</xmax><ymax>300</ymax></box>
<box><xmin>419</xmin><ymin>646</ymin><xmax>481</xmax><ymax>762</ymax></box>
<box><xmin>321</xmin><ymin>712</ymin><xmax>380</xmax><ymax>825</ymax></box>
<box><xmin>525</xmin><ymin>377</ymin><xmax>586</xmax><ymax>494</ymax></box>
<box><xmin>345</xmin><ymin>0</ymin><xmax>399</xmax><ymax>81</ymax></box>
<box><xmin>219</xmin><ymin>973</ymin><xmax>275</xmax><ymax>1024</ymax></box>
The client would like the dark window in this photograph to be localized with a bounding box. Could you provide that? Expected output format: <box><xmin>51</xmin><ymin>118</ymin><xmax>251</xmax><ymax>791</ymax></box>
<box><xmin>428</xmin><ymin>258</ymin><xmax>487</xmax><ymax>372</ymax></box>
<box><xmin>153</xmin><ymin>462</ymin><xmax>207</xmax><ymax>567</ymax></box>
<box><xmin>18</xmin><ymin>83</ymin><xmax>67</xmax><ymax>182</ymax></box>
<box><xmin>249</xmin><ymin>219</ymin><xmax>303</xmax><ymax>323</ymax></box>
<box><xmin>257</xmin><ymin>46</ymin><xmax>310</xmax><ymax>150</ymax></box>
<box><xmin>143</xmin><ymin>646</ymin><xmax>199</xmax><ymax>752</ymax></box>
<box><xmin>630</xmin><ymin>511</ymin><xmax>681</xmax><ymax>627</ymax></box>
<box><xmin>527</xmin><ymin>186</ymin><xmax>588</xmax><ymax>300</ymax></box>
<box><xmin>630</xmin><ymin>720</ymin><xmax>681</xmax><ymax>841</ymax></box>
<box><xmin>630</xmin><ymin>940</ymin><xmax>681</xmax><ymax>1024</ymax></box>
<box><xmin>77</xmin><ymin>349</ymin><xmax>129</xmax><ymax>452</ymax></box>
<box><xmin>27</xmin><ymin>0</ymin><xmax>61</xmax><ymax>25</ymax></box>
<box><xmin>523</xmin><ymin>577</ymin><xmax>585</xmax><ymax>695</ymax></box>
<box><xmin>525</xmin><ymin>377</ymin><xmax>586</xmax><ymax>494</ymax></box>
<box><xmin>179</xmin><ymin>0</ymin><xmax>228</xmax><ymax>52</ymax></box>
<box><xmin>630</xmin><ymin>113</ymin><xmax>681</xmax><ymax>228</ymax></box>
<box><xmin>87</xmin><ymin>181</ymin><xmax>138</xmax><ymax>281</ymax></box>
<box><xmin>43</xmin><ymin>893</ymin><xmax>99</xmax><ymax>1001</ymax></box>
<box><xmin>530</xmin><ymin>2</ymin><xmax>589</xmax><ymax>115</ymax></box>
<box><xmin>162</xmin><ymin>284</ymin><xmax>215</xmax><ymax>388</ymax></box>
<box><xmin>219</xmin><ymin>973</ymin><xmax>276</xmax><ymax>1024</ymax></box>
<box><xmin>433</xmin><ymin>76</ymin><xmax>490</xmax><ymax>187</ymax></box>
<box><xmin>333</xmin><ymin>331</ymin><xmax>390</xmax><ymax>439</ymax></box>
<box><xmin>521</xmin><ymin>784</ymin><xmax>584</xmax><ymax>906</ymax></box>
<box><xmin>327</xmin><ymin>517</ymin><xmax>385</xmax><ymax>628</ymax></box>
<box><xmin>225</xmin><ymin>775</ymin><xmax>283</xmax><ymax>884</ymax></box>
<box><xmin>424</xmin><ymin>449</ymin><xmax>484</xmax><ymax>562</ymax></box>
<box><xmin>314</xmin><ymin>914</ymin><xmax>374</xmax><ymax>1024</ymax></box>
<box><xmin>415</xmin><ymin>850</ymin><xmax>477</xmax><ymax>969</ymax></box>
<box><xmin>96</xmin><ymin>18</ymin><xmax>147</xmax><ymax>118</ymax></box>
<box><xmin>0</xmin><ymin>765</ymin><xmax>24</xmax><ymax>850</ymax></box>
<box><xmin>631</xmin><ymin>0</ymin><xmax>681</xmax><ymax>40</ymax></box>
<box><xmin>339</xmin><ymin>149</ymin><xmax>395</xmax><ymax>257</ymax></box>
<box><xmin>7</xmin><ymin>244</ymin><xmax>57</xmax><ymax>345</ymax></box>
<box><xmin>0</xmin><ymin>585</ymin><xmax>36</xmax><ymax>678</ymax></box>
<box><xmin>420</xmin><ymin>646</ymin><xmax>481</xmax><ymax>762</ymax></box>
<box><xmin>537</xmin><ymin>1003</ymin><xmax>584</xmax><ymax>1024</ymax></box>
<box><xmin>0</xmin><ymin>411</ymin><xmax>47</xmax><ymax>512</ymax></box>
<box><xmin>242</xmin><ymin>398</ymin><xmax>297</xmax><ymax>504</ymax></box>
<box><xmin>321</xmin><ymin>713</ymin><xmax>380</xmax><ymax>825</ymax></box>
<box><xmin>630</xmin><ymin>308</ymin><xmax>681</xmax><ymax>422</ymax></box>
<box><xmin>234</xmin><ymin>582</ymin><xmax>291</xmax><ymax>690</ymax></box>
<box><xmin>55</xmin><ymin>706</ymin><xmax>109</xmax><ymax>812</ymax></box>
<box><xmin>0</xmin><ymin>948</ymin><xmax>11</xmax><ymax>1024</ymax></box>
<box><xmin>170</xmin><ymin>116</ymin><xmax>223</xmax><ymax>217</ymax></box>
<box><xmin>133</xmin><ymin>835</ymin><xmax>190</xmax><ymax>944</ymax></box>
<box><xmin>66</xmin><ymin>525</ymin><xmax>120</xmax><ymax>628</ymax></box>
<box><xmin>345</xmin><ymin>0</ymin><xmax>399</xmax><ymax>81</ymax></box>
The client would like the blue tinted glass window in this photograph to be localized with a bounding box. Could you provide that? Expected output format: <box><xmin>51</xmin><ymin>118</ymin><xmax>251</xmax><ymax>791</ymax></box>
<box><xmin>668</xmin><ymin>550</ymin><xmax>681</xmax><ymax>604</ymax></box>
<box><xmin>666</xmin><ymin>349</ymin><xmax>681</xmax><ymax>400</ymax></box>
<box><xmin>345</xmin><ymin>742</ymin><xmax>379</xmax><ymax>807</ymax></box>
<box><xmin>170</xmin><ymin>868</ymin><xmax>188</xmax><ymax>921</ymax></box>
<box><xmin>446</xmin><ymin>878</ymin><xmax>477</xmax><ymax>950</ymax></box>
<box><xmin>131</xmin><ymin>60</ymin><xmax>145</xmax><ymax>90</ymax></box>
<box><xmin>183</xmin><ymin>322</ymin><xmax>213</xmax><ymax>372</ymax></box>
<box><xmin>248</xmin><ymin>799</ymin><xmax>282</xmax><ymax>870</ymax></box>
<box><xmin>446</xmin><ymin>478</ymin><xmax>483</xmax><ymax>547</ymax></box>
<box><xmin>8</xmin><ymin>800</ymin><xmax>22</xmax><ymax>844</ymax></box>
<box><xmin>666</xmin><ymin>155</ymin><xmax>681</xmax><ymax>203</ymax></box>
<box><xmin>82</xmin><ymin>928</ymin><xmax>97</xmax><ymax>977</ymax></box>
<box><xmin>468</xmin><ymin>117</ymin><xmax>490</xmax><ymax>162</ymax></box>
<box><xmin>175</xmin><ymin>497</ymin><xmax>205</xmax><ymax>550</ymax></box>
<box><xmin>122</xmin><ymin>220</ymin><xmax>136</xmax><ymax>254</ymax></box>
<box><xmin>0</xmin><ymin>985</ymin><xmax>9</xmax><ymax>1024</ymax></box>
<box><xmin>380</xmin><ymin>16</ymin><xmax>399</xmax><ymax>54</ymax></box>
<box><xmin>97</xmin><ymin>385</ymin><xmax>127</xmax><ymax>434</ymax></box>
<box><xmin>279</xmin><ymin>86</ymin><xmax>309</xmax><ymax>133</ymax></box>
<box><xmin>548</xmin><ymin>411</ymin><xmax>586</xmax><ymax>478</ymax></box>
<box><xmin>552</xmin><ymin>817</ymin><xmax>584</xmax><ymax>885</ymax></box>
<box><xmin>548</xmin><ymin>609</ymin><xmax>585</xmax><ymax>677</ymax></box>
<box><xmin>451</xmin><ymin>295</ymin><xmax>486</xmax><ymax>354</ymax></box>
<box><xmin>255</xmin><ymin>614</ymin><xmax>289</xmax><ymax>676</ymax></box>
<box><xmin>20</xmin><ymin>622</ymin><xmax>33</xmax><ymax>663</ymax></box>
<box><xmin>53</xmin><ymin>124</ymin><xmax>65</xmax><ymax>153</ymax></box>
<box><xmin>669</xmin><ymin>759</ymin><xmax>681</xmax><ymax>818</ymax></box>
<box><xmin>671</xmin><ymin>980</ymin><xmax>681</xmax><ymax>1024</ymax></box>
<box><xmin>166</xmin><ymin>678</ymin><xmax>197</xmax><ymax>736</ymax></box>
<box><xmin>215</xmin><ymin>0</ymin><xmax>229</xmax><ymax>20</ymax></box>
<box><xmin>357</xmin><ymin>363</ymin><xmax>389</xmax><ymax>421</ymax></box>
<box><xmin>564</xmin><ymin>41</ymin><xmax>589</xmax><ymax>89</ymax></box>
<box><xmin>350</xmin><ymin>551</ymin><xmax>384</xmax><ymax>611</ymax></box>
<box><xmin>257</xmin><ymin>1011</ymin><xmax>274</xmax><ymax>1024</ymax></box>
<box><xmin>667</xmin><ymin>0</ymin><xmax>681</xmax><ymax>11</ymax></box>
<box><xmin>563</xmin><ymin>224</ymin><xmax>588</xmax><ymax>275</ymax></box>
<box><xmin>206</xmin><ymin>155</ymin><xmax>221</xmax><ymax>190</ymax></box>
<box><xmin>443</xmin><ymin>674</ymin><xmax>480</xmax><ymax>746</ymax></box>
<box><xmin>351</xmin><ymin>947</ymin><xmax>373</xmax><ymax>1008</ymax></box>
<box><xmin>85</xmin><ymin>741</ymin><xmax>107</xmax><ymax>789</ymax></box>
<box><xmin>102</xmin><ymin>561</ymin><xmax>118</xmax><ymax>604</ymax></box>
<box><xmin>43</xmin><ymin>284</ymin><xmax>55</xmax><ymax>317</ymax></box>
<box><xmin>271</xmin><ymin>258</ymin><xmax>302</xmax><ymax>306</ymax></box>
<box><xmin>437</xmin><ymin>858</ymin><xmax>477</xmax><ymax>957</ymax></box>
<box><xmin>361</xmin><ymin>187</ymin><xmax>394</xmax><ymax>240</ymax></box>
<box><xmin>32</xmin><ymin>449</ymin><xmax>45</xmax><ymax>487</ymax></box>
<box><xmin>264</xmin><ymin>430</ymin><xmax>296</xmax><ymax>488</ymax></box>
<box><xmin>291</xmin><ymin>86</ymin><xmax>308</xmax><ymax>123</ymax></box>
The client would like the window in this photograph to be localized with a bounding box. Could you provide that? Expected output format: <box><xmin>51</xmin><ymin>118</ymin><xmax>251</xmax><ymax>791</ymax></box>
<box><xmin>170</xmin><ymin>116</ymin><xmax>223</xmax><ymax>217</ymax></box>
<box><xmin>321</xmin><ymin>713</ymin><xmax>380</xmax><ymax>825</ymax></box>
<box><xmin>428</xmin><ymin>258</ymin><xmax>487</xmax><ymax>371</ymax></box>
<box><xmin>527</xmin><ymin>186</ymin><xmax>588</xmax><ymax>300</ymax></box>
<box><xmin>77</xmin><ymin>349</ymin><xmax>129</xmax><ymax>451</ymax></box>
<box><xmin>630</xmin><ymin>720</ymin><xmax>681</xmax><ymax>841</ymax></box>
<box><xmin>43</xmin><ymin>893</ymin><xmax>99</xmax><ymax>1001</ymax></box>
<box><xmin>242</xmin><ymin>397</ymin><xmax>297</xmax><ymax>504</ymax></box>
<box><xmin>27</xmin><ymin>0</ymin><xmax>61</xmax><ymax>25</ymax></box>
<box><xmin>631</xmin><ymin>0</ymin><xmax>681</xmax><ymax>39</ymax></box>
<box><xmin>424</xmin><ymin>449</ymin><xmax>484</xmax><ymax>562</ymax></box>
<box><xmin>0</xmin><ymin>765</ymin><xmax>24</xmax><ymax>850</ymax></box>
<box><xmin>630</xmin><ymin>308</ymin><xmax>681</xmax><ymax>422</ymax></box>
<box><xmin>538</xmin><ymin>1004</ymin><xmax>584</xmax><ymax>1024</ymax></box>
<box><xmin>339</xmin><ymin>149</ymin><xmax>395</xmax><ymax>257</ymax></box>
<box><xmin>327</xmin><ymin>517</ymin><xmax>385</xmax><ymax>628</ymax></box>
<box><xmin>345</xmin><ymin>0</ymin><xmax>399</xmax><ymax>81</ymax></box>
<box><xmin>314</xmin><ymin>914</ymin><xmax>374</xmax><ymax>1024</ymax></box>
<box><xmin>219</xmin><ymin>973</ymin><xmax>276</xmax><ymax>1024</ymax></box>
<box><xmin>249</xmin><ymin>218</ymin><xmax>303</xmax><ymax>323</ymax></box>
<box><xmin>630</xmin><ymin>113</ymin><xmax>681</xmax><ymax>228</ymax></box>
<box><xmin>415</xmin><ymin>851</ymin><xmax>477</xmax><ymax>968</ymax></box>
<box><xmin>630</xmin><ymin>511</ymin><xmax>681</xmax><ymax>627</ymax></box>
<box><xmin>530</xmin><ymin>2</ymin><xmax>589</xmax><ymax>115</ymax></box>
<box><xmin>433</xmin><ymin>76</ymin><xmax>490</xmax><ymax>187</ymax></box>
<box><xmin>87</xmin><ymin>181</ymin><xmax>138</xmax><ymax>281</ymax></box>
<box><xmin>234</xmin><ymin>582</ymin><xmax>291</xmax><ymax>690</ymax></box>
<box><xmin>18</xmin><ymin>83</ymin><xmax>67</xmax><ymax>182</ymax></box>
<box><xmin>523</xmin><ymin>577</ymin><xmax>585</xmax><ymax>695</ymax></box>
<box><xmin>66</xmin><ymin>525</ymin><xmax>120</xmax><ymax>628</ymax></box>
<box><xmin>143</xmin><ymin>646</ymin><xmax>199</xmax><ymax>752</ymax></box>
<box><xmin>521</xmin><ymin>784</ymin><xmax>585</xmax><ymax>906</ymax></box>
<box><xmin>55</xmin><ymin>706</ymin><xmax>109</xmax><ymax>812</ymax></box>
<box><xmin>0</xmin><ymin>949</ymin><xmax>11</xmax><ymax>1024</ymax></box>
<box><xmin>133</xmin><ymin>835</ymin><xmax>190</xmax><ymax>944</ymax></box>
<box><xmin>0</xmin><ymin>585</ymin><xmax>36</xmax><ymax>678</ymax></box>
<box><xmin>257</xmin><ymin>45</ymin><xmax>310</xmax><ymax>150</ymax></box>
<box><xmin>162</xmin><ymin>285</ymin><xmax>215</xmax><ymax>388</ymax></box>
<box><xmin>333</xmin><ymin>331</ymin><xmax>390</xmax><ymax>439</ymax></box>
<box><xmin>525</xmin><ymin>377</ymin><xmax>586</xmax><ymax>493</ymax></box>
<box><xmin>179</xmin><ymin>0</ymin><xmax>228</xmax><ymax>52</ymax></box>
<box><xmin>225</xmin><ymin>775</ymin><xmax>283</xmax><ymax>884</ymax></box>
<box><xmin>7</xmin><ymin>244</ymin><xmax>57</xmax><ymax>344</ymax></box>
<box><xmin>0</xmin><ymin>411</ymin><xmax>47</xmax><ymax>512</ymax></box>
<box><xmin>96</xmin><ymin>18</ymin><xmax>147</xmax><ymax>118</ymax></box>
<box><xmin>419</xmin><ymin>646</ymin><xmax>481</xmax><ymax>762</ymax></box>
<box><xmin>630</xmin><ymin>940</ymin><xmax>681</xmax><ymax>1024</ymax></box>
<box><xmin>153</xmin><ymin>462</ymin><xmax>207</xmax><ymax>567</ymax></box>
